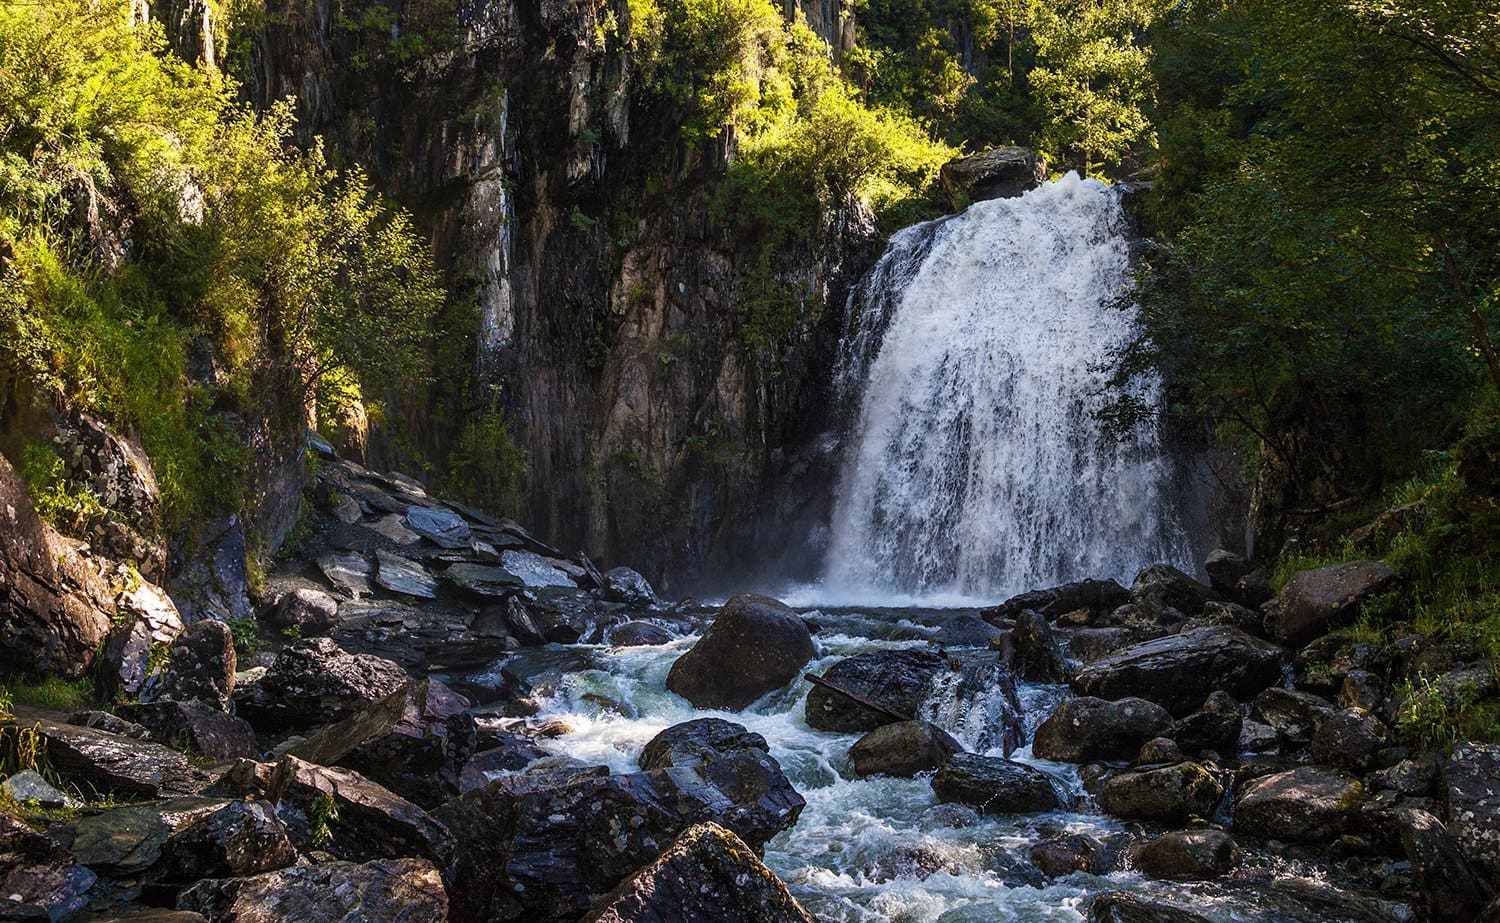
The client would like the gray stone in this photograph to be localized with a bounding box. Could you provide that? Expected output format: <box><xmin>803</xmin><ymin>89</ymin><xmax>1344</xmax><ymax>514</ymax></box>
<box><xmin>374</xmin><ymin>550</ymin><xmax>438</xmax><ymax>599</ymax></box>
<box><xmin>939</xmin><ymin>147</ymin><xmax>1045</xmax><ymax>205</ymax></box>
<box><xmin>1309</xmin><ymin>706</ymin><xmax>1390</xmax><ymax>772</ymax></box>
<box><xmin>1267</xmin><ymin>560</ymin><xmax>1397</xmax><ymax>644</ymax></box>
<box><xmin>116</xmin><ymin>699</ymin><xmax>259</xmax><ymax>762</ymax></box>
<box><xmin>930</xmin><ymin>754</ymin><xmax>1064</xmax><ymax>815</ymax></box>
<box><xmin>1133</xmin><ymin>829</ymin><xmax>1239</xmax><ymax>880</ymax></box>
<box><xmin>267</xmin><ymin>586</ymin><xmax>340</xmax><ymax>636</ymax></box>
<box><xmin>267</xmin><ymin>756</ymin><xmax>451</xmax><ymax>862</ymax></box>
<box><xmin>157</xmin><ymin>618</ymin><xmax>236</xmax><ymax>710</ymax></box>
<box><xmin>1098</xmin><ymin>762</ymin><xmax>1223</xmax><ymax>823</ymax></box>
<box><xmin>0</xmin><ymin>808</ymin><xmax>94</xmax><ymax>920</ymax></box>
<box><xmin>1088</xmin><ymin>892</ymin><xmax>1213</xmax><ymax>923</ymax></box>
<box><xmin>34</xmin><ymin>718</ymin><xmax>213</xmax><ymax>797</ymax></box>
<box><xmin>445</xmin><ymin>563</ymin><xmax>524</xmax><ymax>598</ymax></box>
<box><xmin>1071</xmin><ymin>627</ymin><xmax>1282</xmax><ymax>716</ymax></box>
<box><xmin>500</xmin><ymin>550</ymin><xmax>576</xmax><ymax>588</ymax></box>
<box><xmin>1235</xmin><ymin>766</ymin><xmax>1362</xmax><ymax>842</ymax></box>
<box><xmin>1033</xmin><ymin>696</ymin><xmax>1173</xmax><ymax>763</ymax></box>
<box><xmin>369</xmin><ymin>513</ymin><xmax>421</xmax><ymax>545</ymax></box>
<box><xmin>668</xmin><ymin>595</ymin><xmax>813</xmax><ymax>711</ymax></box>
<box><xmin>1397</xmin><ymin>807</ymin><xmax>1489</xmax><ymax>922</ymax></box>
<box><xmin>404</xmin><ymin>505</ymin><xmax>471</xmax><ymax>547</ymax></box>
<box><xmin>849</xmin><ymin>721</ymin><xmax>962</xmax><ymax>777</ymax></box>
<box><xmin>602</xmin><ymin>566</ymin><xmax>659</xmax><ymax>607</ymax></box>
<box><xmin>160</xmin><ymin>800</ymin><xmax>297</xmax><ymax>882</ymax></box>
<box><xmin>318</xmin><ymin>550</ymin><xmax>374</xmax><ymax>598</ymax></box>
<box><xmin>177</xmin><ymin>858</ymin><xmax>447</xmax><ymax>923</ymax></box>
<box><xmin>1439</xmin><ymin>741</ymin><xmax>1500</xmax><ymax>881</ymax></box>
<box><xmin>0</xmin><ymin>770</ymin><xmax>72</xmax><ymax>809</ymax></box>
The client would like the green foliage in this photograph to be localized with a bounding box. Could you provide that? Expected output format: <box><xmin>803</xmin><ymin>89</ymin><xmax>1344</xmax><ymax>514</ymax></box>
<box><xmin>18</xmin><ymin>443</ymin><xmax>109</xmax><ymax>534</ymax></box>
<box><xmin>439</xmin><ymin>402</ymin><xmax>528</xmax><ymax>515</ymax></box>
<box><xmin>0</xmin><ymin>0</ymin><xmax>443</xmax><ymax>532</ymax></box>
<box><xmin>227</xmin><ymin>616</ymin><xmax>260</xmax><ymax>659</ymax></box>
<box><xmin>0</xmin><ymin>677</ymin><xmax>94</xmax><ymax>713</ymax></box>
<box><xmin>309</xmin><ymin>791</ymin><xmax>340</xmax><ymax>847</ymax></box>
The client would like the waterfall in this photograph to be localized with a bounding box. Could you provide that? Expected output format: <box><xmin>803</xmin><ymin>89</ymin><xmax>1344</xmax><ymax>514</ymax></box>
<box><xmin>823</xmin><ymin>173</ymin><xmax>1193</xmax><ymax>601</ymax></box>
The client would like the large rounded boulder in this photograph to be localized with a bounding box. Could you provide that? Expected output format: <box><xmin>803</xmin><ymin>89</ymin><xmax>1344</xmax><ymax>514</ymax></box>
<box><xmin>1071</xmin><ymin>626</ymin><xmax>1281</xmax><ymax>717</ymax></box>
<box><xmin>667</xmin><ymin>595</ymin><xmax>813</xmax><ymax>711</ymax></box>
<box><xmin>1033</xmin><ymin>696</ymin><xmax>1173</xmax><ymax>763</ymax></box>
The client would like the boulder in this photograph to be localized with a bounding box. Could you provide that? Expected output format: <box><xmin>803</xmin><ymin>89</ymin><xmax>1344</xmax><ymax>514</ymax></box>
<box><xmin>1309</xmin><ymin>706</ymin><xmax>1390</xmax><ymax>772</ymax></box>
<box><xmin>286</xmin><ymin>679</ymin><xmax>476</xmax><ymax>808</ymax></box>
<box><xmin>178</xmin><ymin>858</ymin><xmax>447</xmax><ymax>923</ymax></box>
<box><xmin>438</xmin><ymin>740</ymin><xmax>804</xmax><ymax>922</ymax></box>
<box><xmin>1029</xmin><ymin>833</ymin><xmax>1123</xmax><ymax>878</ymax></box>
<box><xmin>1136</xmin><ymin>737</ymin><xmax>1183</xmax><ymax>765</ymax></box>
<box><xmin>582</xmin><ymin>823</ymin><xmax>814</xmax><ymax>923</ymax></box>
<box><xmin>1234</xmin><ymin>766</ymin><xmax>1362</xmax><ymax>842</ymax></box>
<box><xmin>51</xmin><ymin>408</ymin><xmax>165</xmax><ymax>574</ymax></box>
<box><xmin>266</xmin><ymin>586</ymin><xmax>340</xmax><ymax>637</ymax></box>
<box><xmin>0</xmin><ymin>807</ymin><xmax>95</xmax><ymax>920</ymax></box>
<box><xmin>444</xmin><ymin>563</ymin><xmax>523</xmax><ymax>599</ymax></box>
<box><xmin>667</xmin><ymin>595</ymin><xmax>813</xmax><ymax>711</ymax></box>
<box><xmin>159</xmin><ymin>800</ymin><xmax>297</xmax><ymax>882</ymax></box>
<box><xmin>1251</xmin><ymin>687</ymin><xmax>1335</xmax><ymax>747</ymax></box>
<box><xmin>1267</xmin><ymin>560</ymin><xmax>1397</xmax><ymax>644</ymax></box>
<box><xmin>509</xmin><ymin>588</ymin><xmax>621</xmax><ymax>644</ymax></box>
<box><xmin>981</xmin><ymin>578</ymin><xmax>1129</xmax><ymax>624</ymax></box>
<box><xmin>849</xmin><ymin>721</ymin><xmax>962</xmax><ymax>777</ymax></box>
<box><xmin>115</xmin><ymin>700</ymin><xmax>258</xmax><ymax>762</ymax></box>
<box><xmin>33</xmin><ymin>717</ymin><xmax>212</xmax><ymax>797</ymax></box>
<box><xmin>930</xmin><ymin>754</ymin><xmax>1064</xmax><ymax>814</ymax></box>
<box><xmin>157</xmin><ymin>619</ymin><xmax>236</xmax><ymax>710</ymax></box>
<box><xmin>1071</xmin><ymin>627</ymin><xmax>1282</xmax><ymax>716</ymax></box>
<box><xmin>500</xmin><ymin>550</ymin><xmax>576</xmax><ymax>587</ymax></box>
<box><xmin>602</xmin><ymin>566</ymin><xmax>659</xmax><ymax>607</ymax></box>
<box><xmin>1067</xmin><ymin>627</ymin><xmax>1137</xmax><ymax>662</ymax></box>
<box><xmin>939</xmin><ymin>147</ymin><xmax>1045</xmax><ymax>205</ymax></box>
<box><xmin>1010</xmin><ymin>609</ymin><xmax>1071</xmax><ymax>682</ymax></box>
<box><xmin>1098</xmin><ymin>762</ymin><xmax>1223</xmax><ymax>823</ymax></box>
<box><xmin>0</xmin><ymin>770</ymin><xmax>71</xmax><ymax>809</ymax></box>
<box><xmin>374</xmin><ymin>550</ymin><xmax>438</xmax><ymax>599</ymax></box>
<box><xmin>1438</xmin><ymin>742</ymin><xmax>1500</xmax><ymax>881</ymax></box>
<box><xmin>69</xmin><ymin>802</ymin><xmax>173</xmax><ymax>871</ymax></box>
<box><xmin>1204</xmin><ymin>549</ymin><xmax>1252</xmax><ymax>596</ymax></box>
<box><xmin>1171</xmin><ymin>690</ymin><xmax>1244</xmax><ymax>755</ymax></box>
<box><xmin>1374</xmin><ymin>756</ymin><xmax>1436</xmax><ymax>797</ymax></box>
<box><xmin>607</xmin><ymin>620</ymin><xmax>674</xmax><ymax>646</ymax></box>
<box><xmin>234</xmin><ymin>637</ymin><xmax>408</xmax><ymax>729</ymax></box>
<box><xmin>1397</xmin><ymin>807</ymin><xmax>1490</xmax><ymax>922</ymax></box>
<box><xmin>404</xmin><ymin>505</ymin><xmax>471</xmax><ymax>547</ymax></box>
<box><xmin>266</xmin><ymin>755</ymin><xmax>451</xmax><ymax>862</ymax></box>
<box><xmin>804</xmin><ymin>648</ymin><xmax>946</xmax><ymax>732</ymax></box>
<box><xmin>1032</xmin><ymin>696</ymin><xmax>1172</xmax><ymax>763</ymax></box>
<box><xmin>1133</xmin><ymin>829</ymin><xmax>1239</xmax><ymax>880</ymax></box>
<box><xmin>369</xmin><ymin>513</ymin><xmax>421</xmax><ymax>545</ymax></box>
<box><xmin>169</xmin><ymin>515</ymin><xmax>253</xmax><ymax>623</ymax></box>
<box><xmin>1087</xmin><ymin>892</ymin><xmax>1214</xmax><ymax>923</ymax></box>
<box><xmin>1131</xmin><ymin>564</ymin><xmax>1216</xmax><ymax>616</ymax></box>
<box><xmin>934</xmin><ymin>614</ymin><xmax>1005</xmax><ymax>648</ymax></box>
<box><xmin>98</xmin><ymin>579</ymin><xmax>185</xmax><ymax>700</ymax></box>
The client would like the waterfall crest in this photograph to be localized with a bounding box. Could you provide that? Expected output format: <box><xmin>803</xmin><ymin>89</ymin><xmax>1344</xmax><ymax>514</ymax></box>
<box><xmin>823</xmin><ymin>174</ymin><xmax>1192</xmax><ymax>601</ymax></box>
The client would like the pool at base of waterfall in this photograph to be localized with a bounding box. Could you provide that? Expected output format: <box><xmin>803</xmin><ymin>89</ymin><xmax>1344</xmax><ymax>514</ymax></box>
<box><xmin>464</xmin><ymin>605</ymin><xmax>1408</xmax><ymax>923</ymax></box>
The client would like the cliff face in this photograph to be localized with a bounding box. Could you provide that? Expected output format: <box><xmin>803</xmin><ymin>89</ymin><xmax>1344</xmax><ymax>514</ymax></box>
<box><xmin>240</xmin><ymin>0</ymin><xmax>878</xmax><ymax>587</ymax></box>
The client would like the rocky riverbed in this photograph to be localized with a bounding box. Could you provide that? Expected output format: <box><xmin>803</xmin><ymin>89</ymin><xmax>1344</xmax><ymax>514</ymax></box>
<box><xmin>2</xmin><ymin>444</ymin><xmax>1498</xmax><ymax>922</ymax></box>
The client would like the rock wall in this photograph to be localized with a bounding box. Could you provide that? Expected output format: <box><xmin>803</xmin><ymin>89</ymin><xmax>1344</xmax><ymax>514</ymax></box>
<box><xmin>239</xmin><ymin>0</ymin><xmax>879</xmax><ymax>587</ymax></box>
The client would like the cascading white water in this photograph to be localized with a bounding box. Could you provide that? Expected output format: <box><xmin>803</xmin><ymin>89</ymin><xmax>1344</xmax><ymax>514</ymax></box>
<box><xmin>824</xmin><ymin>174</ymin><xmax>1192</xmax><ymax>601</ymax></box>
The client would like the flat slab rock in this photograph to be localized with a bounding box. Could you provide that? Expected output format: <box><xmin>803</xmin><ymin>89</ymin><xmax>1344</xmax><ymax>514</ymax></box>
<box><xmin>177</xmin><ymin>858</ymin><xmax>447</xmax><ymax>923</ymax></box>
<box><xmin>1439</xmin><ymin>741</ymin><xmax>1500</xmax><ymax>879</ymax></box>
<box><xmin>1070</xmin><ymin>626</ymin><xmax>1282</xmax><ymax>716</ymax></box>
<box><xmin>583</xmin><ymin>822</ymin><xmax>815</xmax><ymax>923</ymax></box>
<box><xmin>32</xmin><ymin>718</ymin><xmax>214</xmax><ymax>798</ymax></box>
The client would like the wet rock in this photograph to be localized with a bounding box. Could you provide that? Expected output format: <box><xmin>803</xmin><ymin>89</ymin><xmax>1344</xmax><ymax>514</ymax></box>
<box><xmin>1266</xmin><ymin>560</ymin><xmax>1397</xmax><ymax>644</ymax></box>
<box><xmin>1029</xmin><ymin>833</ymin><xmax>1122</xmax><ymax>878</ymax></box>
<box><xmin>266</xmin><ymin>755</ymin><xmax>450</xmax><ymax>862</ymax></box>
<box><xmin>169</xmin><ymin>515</ymin><xmax>253</xmax><ymax>623</ymax></box>
<box><xmin>1067</xmin><ymin>627</ymin><xmax>1138</xmax><ymax>662</ymax></box>
<box><xmin>1033</xmin><ymin>696</ymin><xmax>1173</xmax><ymax>763</ymax></box>
<box><xmin>0</xmin><ymin>771</ymin><xmax>71</xmax><ymax>809</ymax></box>
<box><xmin>607</xmin><ymin>620</ymin><xmax>674</xmax><ymax>646</ymax></box>
<box><xmin>438</xmin><ymin>742</ymin><xmax>804</xmax><ymax>922</ymax></box>
<box><xmin>1438</xmin><ymin>741</ymin><xmax>1500</xmax><ymax>881</ymax></box>
<box><xmin>34</xmin><ymin>717</ymin><xmax>212</xmax><ymax>797</ymax></box>
<box><xmin>265</xmin><ymin>586</ymin><xmax>340</xmax><ymax>637</ymax></box>
<box><xmin>930</xmin><ymin>754</ymin><xmax>1064</xmax><ymax>814</ymax></box>
<box><xmin>1237</xmin><ymin>719</ymin><xmax>1279</xmax><ymax>753</ymax></box>
<box><xmin>67</xmin><ymin>709</ymin><xmax>151</xmax><ymax>739</ymax></box>
<box><xmin>933</xmin><ymin>614</ymin><xmax>1004</xmax><ymax>648</ymax></box>
<box><xmin>404</xmin><ymin>505</ymin><xmax>471</xmax><ymax>547</ymax></box>
<box><xmin>1234</xmin><ymin>766</ymin><xmax>1363</xmax><ymax>842</ymax></box>
<box><xmin>1204</xmin><ymin>549</ymin><xmax>1252</xmax><ymax>596</ymax></box>
<box><xmin>1310</xmin><ymin>707</ymin><xmax>1390</xmax><ymax>772</ymax></box>
<box><xmin>159</xmin><ymin>801</ymin><xmax>297</xmax><ymax>882</ymax></box>
<box><xmin>1396</xmin><ymin>807</ymin><xmax>1489</xmax><ymax>921</ymax></box>
<box><xmin>982</xmin><ymin>578</ymin><xmax>1129</xmax><ymax>623</ymax></box>
<box><xmin>374</xmin><ymin>550</ymin><xmax>438</xmax><ymax>599</ymax></box>
<box><xmin>116</xmin><ymin>700</ymin><xmax>259</xmax><ymax>762</ymax></box>
<box><xmin>286</xmin><ymin>679</ymin><xmax>476</xmax><ymax>808</ymax></box>
<box><xmin>635</xmin><ymin>719</ymin><xmax>806</xmax><ymax>847</ymax></box>
<box><xmin>0</xmin><ymin>807</ymin><xmax>94</xmax><ymax>921</ymax></box>
<box><xmin>177</xmin><ymin>858</ymin><xmax>447</xmax><ymax>923</ymax></box>
<box><xmin>939</xmin><ymin>146</ymin><xmax>1044</xmax><ymax>204</ymax></box>
<box><xmin>1251</xmin><ymin>687</ymin><xmax>1336</xmax><ymax>747</ymax></box>
<box><xmin>1071</xmin><ymin>626</ymin><xmax>1282</xmax><ymax>716</ymax></box>
<box><xmin>369</xmin><ymin>513</ymin><xmax>421</xmax><ymax>545</ymax></box>
<box><xmin>317</xmin><ymin>550</ymin><xmax>373</xmax><ymax>598</ymax></box>
<box><xmin>1172</xmin><ymin>690</ymin><xmax>1244</xmax><ymax>755</ymax></box>
<box><xmin>444</xmin><ymin>563</ymin><xmax>523</xmax><ymax>599</ymax></box>
<box><xmin>98</xmin><ymin>580</ymin><xmax>185</xmax><ymax>700</ymax></box>
<box><xmin>1010</xmin><ymin>609</ymin><xmax>1071</xmax><ymax>682</ymax></box>
<box><xmin>1131</xmin><ymin>563</ymin><xmax>1216</xmax><ymax>616</ymax></box>
<box><xmin>1087</xmin><ymin>892</ymin><xmax>1214</xmax><ymax>923</ymax></box>
<box><xmin>582</xmin><ymin>822</ymin><xmax>814</xmax><ymax>923</ymax></box>
<box><xmin>510</xmin><ymin>588</ymin><xmax>621</xmax><ymax>644</ymax></box>
<box><xmin>1133</xmin><ymin>829</ymin><xmax>1239</xmax><ymax>879</ymax></box>
<box><xmin>234</xmin><ymin>637</ymin><xmax>408</xmax><ymax>729</ymax></box>
<box><xmin>458</xmin><ymin>741</ymin><xmax>549</xmax><ymax>792</ymax></box>
<box><xmin>157</xmin><ymin>619</ymin><xmax>236</xmax><ymax>710</ymax></box>
<box><xmin>1137</xmin><ymin>737</ymin><xmax>1184</xmax><ymax>765</ymax></box>
<box><xmin>805</xmin><ymin>648</ymin><xmax>946</xmax><ymax>732</ymax></box>
<box><xmin>1098</xmin><ymin>762</ymin><xmax>1223</xmax><ymax>823</ymax></box>
<box><xmin>668</xmin><ymin>595</ymin><xmax>814</xmax><ymax>711</ymax></box>
<box><xmin>849</xmin><ymin>721</ymin><xmax>962</xmax><ymax>777</ymax></box>
<box><xmin>601</xmin><ymin>566</ymin><xmax>659</xmax><ymax>607</ymax></box>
